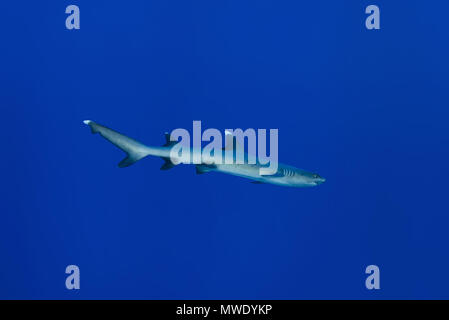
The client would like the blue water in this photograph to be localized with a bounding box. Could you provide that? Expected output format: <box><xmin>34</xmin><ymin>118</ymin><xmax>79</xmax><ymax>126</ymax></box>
<box><xmin>1</xmin><ymin>1</ymin><xmax>448</xmax><ymax>299</ymax></box>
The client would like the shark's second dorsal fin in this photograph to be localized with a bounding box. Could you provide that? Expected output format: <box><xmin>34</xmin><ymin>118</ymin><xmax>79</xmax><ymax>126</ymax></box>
<box><xmin>162</xmin><ymin>132</ymin><xmax>178</xmax><ymax>147</ymax></box>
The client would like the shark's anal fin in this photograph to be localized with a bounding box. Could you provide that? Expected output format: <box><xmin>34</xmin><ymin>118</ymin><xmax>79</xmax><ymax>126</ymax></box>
<box><xmin>160</xmin><ymin>157</ymin><xmax>175</xmax><ymax>170</ymax></box>
<box><xmin>118</xmin><ymin>156</ymin><xmax>142</xmax><ymax>168</ymax></box>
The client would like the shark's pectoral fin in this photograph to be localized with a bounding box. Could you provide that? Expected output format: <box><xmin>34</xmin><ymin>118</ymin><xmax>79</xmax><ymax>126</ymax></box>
<box><xmin>269</xmin><ymin>172</ymin><xmax>284</xmax><ymax>177</ymax></box>
<box><xmin>251</xmin><ymin>181</ymin><xmax>265</xmax><ymax>184</ymax></box>
<box><xmin>265</xmin><ymin>168</ymin><xmax>285</xmax><ymax>177</ymax></box>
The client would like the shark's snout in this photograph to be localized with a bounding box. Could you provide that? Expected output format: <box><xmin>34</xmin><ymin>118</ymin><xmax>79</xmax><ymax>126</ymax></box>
<box><xmin>314</xmin><ymin>176</ymin><xmax>326</xmax><ymax>185</ymax></box>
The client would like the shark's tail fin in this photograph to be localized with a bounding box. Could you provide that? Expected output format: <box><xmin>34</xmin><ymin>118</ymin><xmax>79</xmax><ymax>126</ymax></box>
<box><xmin>83</xmin><ymin>120</ymin><xmax>154</xmax><ymax>168</ymax></box>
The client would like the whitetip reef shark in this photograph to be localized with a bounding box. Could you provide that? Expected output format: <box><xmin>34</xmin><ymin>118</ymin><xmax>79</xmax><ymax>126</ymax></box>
<box><xmin>83</xmin><ymin>120</ymin><xmax>325</xmax><ymax>187</ymax></box>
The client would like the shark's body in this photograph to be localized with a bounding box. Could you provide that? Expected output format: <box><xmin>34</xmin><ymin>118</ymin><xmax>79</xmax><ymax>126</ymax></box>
<box><xmin>83</xmin><ymin>120</ymin><xmax>325</xmax><ymax>187</ymax></box>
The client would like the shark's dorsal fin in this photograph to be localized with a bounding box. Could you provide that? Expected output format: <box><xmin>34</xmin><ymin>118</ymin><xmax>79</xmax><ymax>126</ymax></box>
<box><xmin>223</xmin><ymin>130</ymin><xmax>241</xmax><ymax>151</ymax></box>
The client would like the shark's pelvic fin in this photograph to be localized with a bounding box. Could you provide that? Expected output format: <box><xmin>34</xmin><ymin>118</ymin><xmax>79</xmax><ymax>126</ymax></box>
<box><xmin>195</xmin><ymin>164</ymin><xmax>216</xmax><ymax>174</ymax></box>
<box><xmin>195</xmin><ymin>167</ymin><xmax>206</xmax><ymax>174</ymax></box>
<box><xmin>83</xmin><ymin>120</ymin><xmax>152</xmax><ymax>168</ymax></box>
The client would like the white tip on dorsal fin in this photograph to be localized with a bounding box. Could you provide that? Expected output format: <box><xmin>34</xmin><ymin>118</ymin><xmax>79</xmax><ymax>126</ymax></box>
<box><xmin>223</xmin><ymin>129</ymin><xmax>241</xmax><ymax>151</ymax></box>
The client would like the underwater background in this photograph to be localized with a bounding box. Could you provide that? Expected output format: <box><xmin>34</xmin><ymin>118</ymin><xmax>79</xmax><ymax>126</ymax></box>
<box><xmin>1</xmin><ymin>1</ymin><xmax>448</xmax><ymax>299</ymax></box>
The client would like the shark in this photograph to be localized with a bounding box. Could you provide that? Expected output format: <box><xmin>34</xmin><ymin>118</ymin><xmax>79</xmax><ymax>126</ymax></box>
<box><xmin>83</xmin><ymin>120</ymin><xmax>325</xmax><ymax>187</ymax></box>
